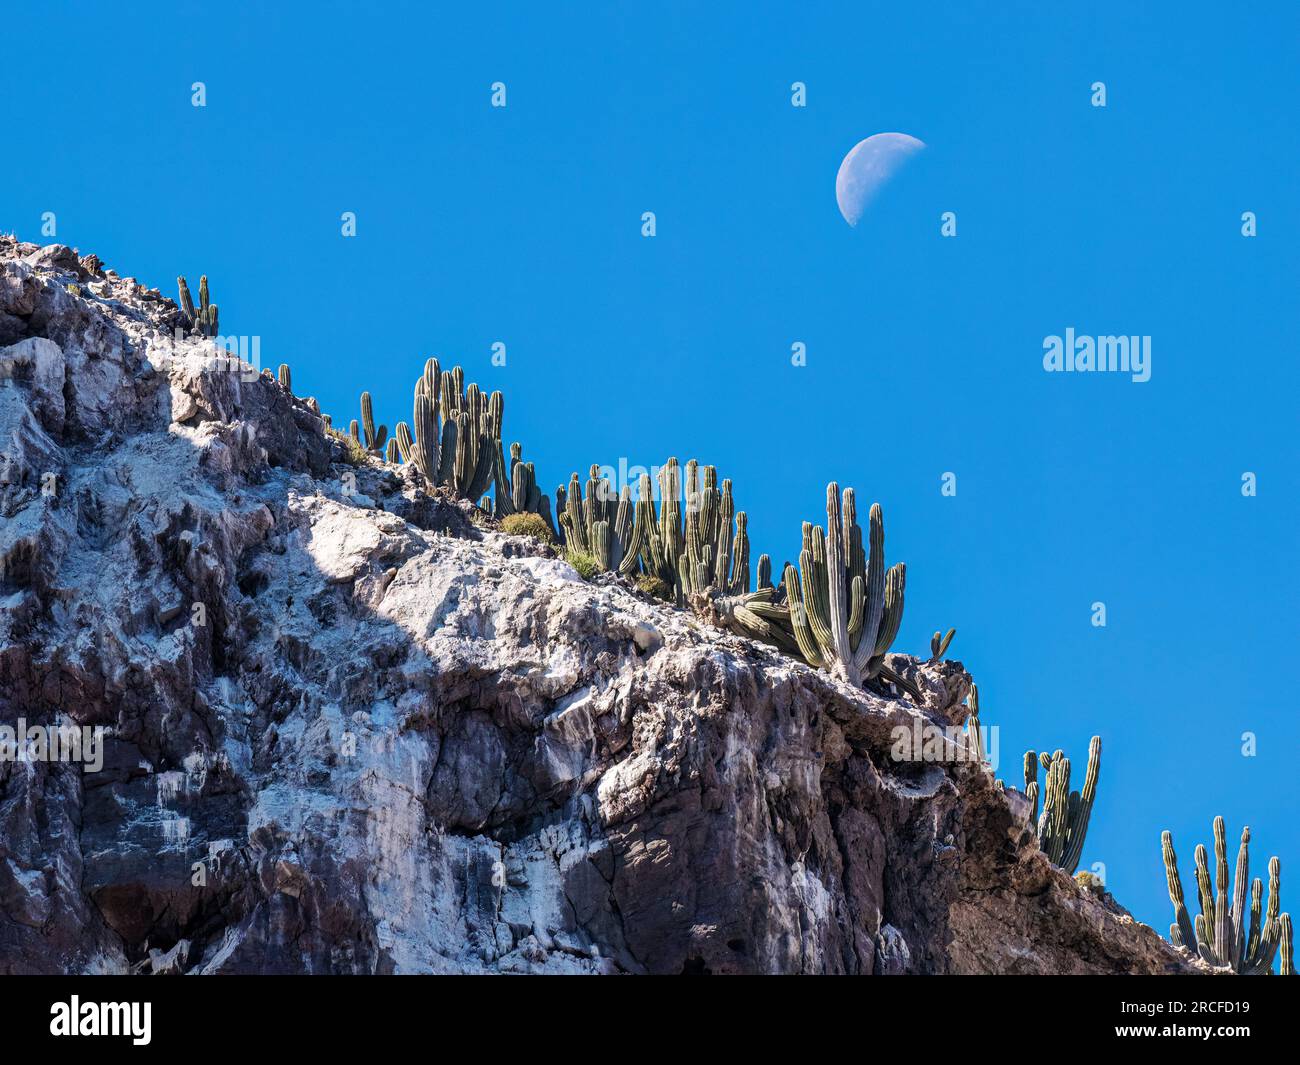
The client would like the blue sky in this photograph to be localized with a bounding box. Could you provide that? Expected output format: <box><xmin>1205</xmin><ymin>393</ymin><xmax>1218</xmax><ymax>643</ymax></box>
<box><xmin>5</xmin><ymin>2</ymin><xmax>1297</xmax><ymax>957</ymax></box>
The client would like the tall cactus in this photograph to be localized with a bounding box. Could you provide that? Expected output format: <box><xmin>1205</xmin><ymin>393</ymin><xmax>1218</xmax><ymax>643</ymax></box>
<box><xmin>1161</xmin><ymin>817</ymin><xmax>1285</xmax><ymax>973</ymax></box>
<box><xmin>622</xmin><ymin>458</ymin><xmax>751</xmax><ymax>602</ymax></box>
<box><xmin>360</xmin><ymin>391</ymin><xmax>377</xmax><ymax>450</ymax></box>
<box><xmin>177</xmin><ymin>276</ymin><xmax>195</xmax><ymax>320</ymax></box>
<box><xmin>1023</xmin><ymin>736</ymin><xmax>1100</xmax><ymax>875</ymax></box>
<box><xmin>412</xmin><ymin>392</ymin><xmax>438</xmax><ymax>482</ymax></box>
<box><xmin>385</xmin><ymin>438</ymin><xmax>400</xmax><ymax>463</ymax></box>
<box><xmin>494</xmin><ymin>442</ymin><xmax>558</xmax><ymax>534</ymax></box>
<box><xmin>278</xmin><ymin>364</ymin><xmax>292</xmax><ymax>392</ymax></box>
<box><xmin>557</xmin><ymin>465</ymin><xmax>639</xmax><ymax>573</ymax></box>
<box><xmin>930</xmin><ymin>628</ymin><xmax>955</xmax><ymax>661</ymax></box>
<box><xmin>772</xmin><ymin>485</ymin><xmax>903</xmax><ymax>688</ymax></box>
<box><xmin>394</xmin><ymin>421</ymin><xmax>414</xmax><ymax>464</ymax></box>
<box><xmin>176</xmin><ymin>274</ymin><xmax>219</xmax><ymax>337</ymax></box>
<box><xmin>403</xmin><ymin>358</ymin><xmax>507</xmax><ymax>505</ymax></box>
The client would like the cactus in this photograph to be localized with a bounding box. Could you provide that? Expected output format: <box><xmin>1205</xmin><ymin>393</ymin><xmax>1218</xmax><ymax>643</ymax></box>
<box><xmin>1282</xmin><ymin>914</ymin><xmax>1294</xmax><ymax>975</ymax></box>
<box><xmin>965</xmin><ymin>684</ymin><xmax>987</xmax><ymax>766</ymax></box>
<box><xmin>402</xmin><ymin>358</ymin><xmax>508</xmax><ymax>504</ymax></box>
<box><xmin>278</xmin><ymin>364</ymin><xmax>292</xmax><ymax>392</ymax></box>
<box><xmin>620</xmin><ymin>458</ymin><xmax>751</xmax><ymax>603</ymax></box>
<box><xmin>348</xmin><ymin>419</ymin><xmax>360</xmax><ymax>443</ymax></box>
<box><xmin>412</xmin><ymin>390</ymin><xmax>438</xmax><ymax>482</ymax></box>
<box><xmin>708</xmin><ymin>483</ymin><xmax>919</xmax><ymax>699</ymax></box>
<box><xmin>930</xmin><ymin>628</ymin><xmax>955</xmax><ymax>661</ymax></box>
<box><xmin>177</xmin><ymin>276</ymin><xmax>195</xmax><ymax>320</ymax></box>
<box><xmin>557</xmin><ymin>465</ymin><xmax>640</xmax><ymax>574</ymax></box>
<box><xmin>495</xmin><ymin>442</ymin><xmax>558</xmax><ymax>535</ymax></box>
<box><xmin>360</xmin><ymin>392</ymin><xmax>377</xmax><ymax>450</ymax></box>
<box><xmin>176</xmin><ymin>274</ymin><xmax>219</xmax><ymax>337</ymax></box>
<box><xmin>1162</xmin><ymin>831</ymin><xmax>1198</xmax><ymax>951</ymax></box>
<box><xmin>1023</xmin><ymin>737</ymin><xmax>1100</xmax><ymax>875</ymax></box>
<box><xmin>322</xmin><ymin>414</ymin><xmax>332</xmax><ymax>431</ymax></box>
<box><xmin>394</xmin><ymin>421</ymin><xmax>413</xmax><ymax>464</ymax></box>
<box><xmin>1023</xmin><ymin>750</ymin><xmax>1040</xmax><ymax>821</ymax></box>
<box><xmin>1161</xmin><ymin>817</ymin><xmax>1285</xmax><ymax>972</ymax></box>
<box><xmin>385</xmin><ymin>438</ymin><xmax>400</xmax><ymax>463</ymax></box>
<box><xmin>775</xmin><ymin>485</ymin><xmax>901</xmax><ymax>687</ymax></box>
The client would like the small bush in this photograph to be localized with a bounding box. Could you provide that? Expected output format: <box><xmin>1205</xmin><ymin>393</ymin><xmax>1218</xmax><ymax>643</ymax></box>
<box><xmin>565</xmin><ymin>550</ymin><xmax>600</xmax><ymax>580</ymax></box>
<box><xmin>636</xmin><ymin>574</ymin><xmax>671</xmax><ymax>601</ymax></box>
<box><xmin>500</xmin><ymin>512</ymin><xmax>554</xmax><ymax>543</ymax></box>
<box><xmin>328</xmin><ymin>428</ymin><xmax>368</xmax><ymax>467</ymax></box>
<box><xmin>1074</xmin><ymin>871</ymin><xmax>1104</xmax><ymax>893</ymax></box>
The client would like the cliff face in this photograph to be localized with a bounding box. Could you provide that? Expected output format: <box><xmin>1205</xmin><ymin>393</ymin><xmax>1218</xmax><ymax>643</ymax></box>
<box><xmin>0</xmin><ymin>238</ymin><xmax>1194</xmax><ymax>975</ymax></box>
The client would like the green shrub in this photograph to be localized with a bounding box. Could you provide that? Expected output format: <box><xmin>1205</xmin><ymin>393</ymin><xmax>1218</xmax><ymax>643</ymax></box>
<box><xmin>636</xmin><ymin>574</ymin><xmax>671</xmax><ymax>601</ymax></box>
<box><xmin>565</xmin><ymin>550</ymin><xmax>600</xmax><ymax>580</ymax></box>
<box><xmin>328</xmin><ymin>428</ymin><xmax>368</xmax><ymax>467</ymax></box>
<box><xmin>501</xmin><ymin>512</ymin><xmax>554</xmax><ymax>543</ymax></box>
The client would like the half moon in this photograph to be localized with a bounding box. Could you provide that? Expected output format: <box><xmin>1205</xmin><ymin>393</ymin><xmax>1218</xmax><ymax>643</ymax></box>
<box><xmin>835</xmin><ymin>133</ymin><xmax>926</xmax><ymax>227</ymax></box>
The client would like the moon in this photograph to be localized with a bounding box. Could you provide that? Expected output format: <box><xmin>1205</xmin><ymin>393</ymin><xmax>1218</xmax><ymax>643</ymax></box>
<box><xmin>835</xmin><ymin>133</ymin><xmax>926</xmax><ymax>226</ymax></box>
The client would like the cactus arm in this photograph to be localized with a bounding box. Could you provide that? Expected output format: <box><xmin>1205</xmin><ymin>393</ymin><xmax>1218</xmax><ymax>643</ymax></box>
<box><xmin>1060</xmin><ymin>735</ymin><xmax>1100</xmax><ymax>874</ymax></box>
<box><xmin>1162</xmin><ymin>830</ymin><xmax>1199</xmax><ymax>952</ymax></box>
<box><xmin>852</xmin><ymin>503</ymin><xmax>886</xmax><ymax>672</ymax></box>
<box><xmin>1230</xmin><ymin>827</ymin><xmax>1250</xmax><ymax>971</ymax></box>
<box><xmin>782</xmin><ymin>563</ymin><xmax>823</xmax><ymax>666</ymax></box>
<box><xmin>823</xmin><ymin>484</ymin><xmax>855</xmax><ymax>680</ymax></box>
<box><xmin>361</xmin><ymin>391</ymin><xmax>376</xmax><ymax>450</ymax></box>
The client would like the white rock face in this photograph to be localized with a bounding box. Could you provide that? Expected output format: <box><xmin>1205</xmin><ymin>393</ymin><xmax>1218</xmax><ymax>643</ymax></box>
<box><xmin>0</xmin><ymin>238</ymin><xmax>1196</xmax><ymax>975</ymax></box>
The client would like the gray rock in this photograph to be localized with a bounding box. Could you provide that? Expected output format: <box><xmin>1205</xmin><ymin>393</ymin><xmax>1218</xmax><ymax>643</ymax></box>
<box><xmin>0</xmin><ymin>236</ymin><xmax>1199</xmax><ymax>975</ymax></box>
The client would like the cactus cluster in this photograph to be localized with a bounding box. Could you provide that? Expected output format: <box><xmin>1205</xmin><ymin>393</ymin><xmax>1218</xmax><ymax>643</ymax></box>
<box><xmin>176</xmin><ymin>275</ymin><xmax>219</xmax><ymax>337</ymax></box>
<box><xmin>782</xmin><ymin>485</ymin><xmax>903</xmax><ymax>687</ymax></box>
<box><xmin>557</xmin><ymin>466</ymin><xmax>640</xmax><ymax>574</ymax></box>
<box><xmin>1161</xmin><ymin>817</ymin><xmax>1290</xmax><ymax>973</ymax></box>
<box><xmin>495</xmin><ymin>442</ymin><xmax>556</xmax><ymax>531</ymax></box>
<box><xmin>1024</xmin><ymin>737</ymin><xmax>1101</xmax><ymax>875</ymax></box>
<box><xmin>358</xmin><ymin>391</ymin><xmax>388</xmax><ymax>453</ymax></box>
<box><xmin>930</xmin><ymin>627</ymin><xmax>955</xmax><ymax>661</ymax></box>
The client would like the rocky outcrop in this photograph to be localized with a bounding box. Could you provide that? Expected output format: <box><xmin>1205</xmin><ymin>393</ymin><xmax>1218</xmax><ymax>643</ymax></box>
<box><xmin>0</xmin><ymin>237</ymin><xmax>1196</xmax><ymax>974</ymax></box>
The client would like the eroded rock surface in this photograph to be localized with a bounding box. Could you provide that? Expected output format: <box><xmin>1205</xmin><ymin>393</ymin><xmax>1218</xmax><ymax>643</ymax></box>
<box><xmin>0</xmin><ymin>238</ymin><xmax>1195</xmax><ymax>974</ymax></box>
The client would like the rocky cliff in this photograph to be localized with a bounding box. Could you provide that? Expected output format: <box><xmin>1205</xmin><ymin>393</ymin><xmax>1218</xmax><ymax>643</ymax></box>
<box><xmin>0</xmin><ymin>237</ymin><xmax>1195</xmax><ymax>974</ymax></box>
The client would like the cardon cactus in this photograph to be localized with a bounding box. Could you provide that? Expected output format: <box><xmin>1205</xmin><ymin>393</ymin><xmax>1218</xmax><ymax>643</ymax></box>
<box><xmin>964</xmin><ymin>683</ymin><xmax>987</xmax><ymax>766</ymax></box>
<box><xmin>784</xmin><ymin>485</ymin><xmax>904</xmax><ymax>687</ymax></box>
<box><xmin>403</xmin><ymin>358</ymin><xmax>506</xmax><ymax>504</ymax></box>
<box><xmin>495</xmin><ymin>441</ymin><xmax>557</xmax><ymax>535</ymax></box>
<box><xmin>623</xmin><ymin>458</ymin><xmax>751</xmax><ymax>604</ymax></box>
<box><xmin>394</xmin><ymin>421</ymin><xmax>413</xmax><ymax>464</ymax></box>
<box><xmin>360</xmin><ymin>391</ymin><xmax>376</xmax><ymax>449</ymax></box>
<box><xmin>176</xmin><ymin>274</ymin><xmax>219</xmax><ymax>337</ymax></box>
<box><xmin>1023</xmin><ymin>736</ymin><xmax>1101</xmax><ymax>875</ymax></box>
<box><xmin>930</xmin><ymin>628</ymin><xmax>955</xmax><ymax>661</ymax></box>
<box><xmin>348</xmin><ymin>419</ymin><xmax>360</xmax><ymax>443</ymax></box>
<box><xmin>714</xmin><ymin>483</ymin><xmax>918</xmax><ymax>699</ymax></box>
<box><xmin>384</xmin><ymin>438</ymin><xmax>400</xmax><ymax>463</ymax></box>
<box><xmin>1282</xmin><ymin>914</ymin><xmax>1295</xmax><ymax>975</ymax></box>
<box><xmin>1162</xmin><ymin>817</ymin><xmax>1287</xmax><ymax>973</ymax></box>
<box><xmin>278</xmin><ymin>364</ymin><xmax>292</xmax><ymax>392</ymax></box>
<box><xmin>359</xmin><ymin>391</ymin><xmax>387</xmax><ymax>453</ymax></box>
<box><xmin>557</xmin><ymin>465</ymin><xmax>639</xmax><ymax>574</ymax></box>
